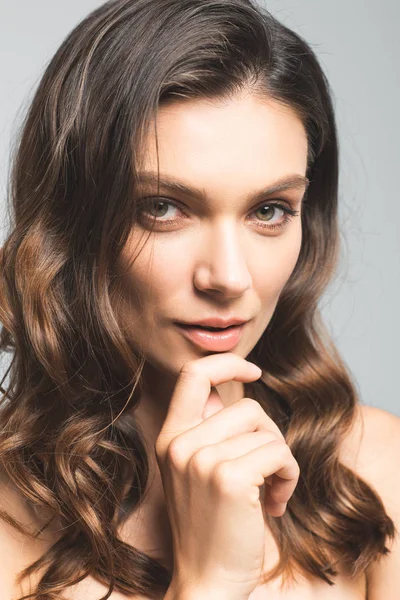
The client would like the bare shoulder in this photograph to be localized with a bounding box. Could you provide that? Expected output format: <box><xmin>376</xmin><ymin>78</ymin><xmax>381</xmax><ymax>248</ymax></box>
<box><xmin>340</xmin><ymin>404</ymin><xmax>400</xmax><ymax>598</ymax></box>
<box><xmin>65</xmin><ymin>575</ymin><xmax>154</xmax><ymax>599</ymax></box>
<box><xmin>341</xmin><ymin>404</ymin><xmax>400</xmax><ymax>487</ymax></box>
<box><xmin>0</xmin><ymin>470</ymin><xmax>154</xmax><ymax>599</ymax></box>
<box><xmin>340</xmin><ymin>404</ymin><xmax>400</xmax><ymax>513</ymax></box>
<box><xmin>0</xmin><ymin>467</ymin><xmax>61</xmax><ymax>599</ymax></box>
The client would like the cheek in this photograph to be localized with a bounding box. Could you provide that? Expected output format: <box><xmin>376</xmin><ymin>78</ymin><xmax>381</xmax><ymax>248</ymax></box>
<box><xmin>120</xmin><ymin>237</ymin><xmax>188</xmax><ymax>306</ymax></box>
<box><xmin>253</xmin><ymin>231</ymin><xmax>302</xmax><ymax>299</ymax></box>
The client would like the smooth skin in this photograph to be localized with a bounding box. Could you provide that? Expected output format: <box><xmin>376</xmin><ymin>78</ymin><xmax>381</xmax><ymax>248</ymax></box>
<box><xmin>155</xmin><ymin>353</ymin><xmax>300</xmax><ymax>599</ymax></box>
<box><xmin>114</xmin><ymin>90</ymin><xmax>308</xmax><ymax>583</ymax></box>
<box><xmin>117</xmin><ymin>91</ymin><xmax>308</xmax><ymax>445</ymax></box>
<box><xmin>115</xmin><ymin>91</ymin><xmax>400</xmax><ymax>599</ymax></box>
<box><xmin>0</xmin><ymin>91</ymin><xmax>399</xmax><ymax>599</ymax></box>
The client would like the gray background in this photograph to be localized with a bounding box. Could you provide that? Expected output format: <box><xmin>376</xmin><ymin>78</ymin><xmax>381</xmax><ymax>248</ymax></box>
<box><xmin>0</xmin><ymin>1</ymin><xmax>399</xmax><ymax>415</ymax></box>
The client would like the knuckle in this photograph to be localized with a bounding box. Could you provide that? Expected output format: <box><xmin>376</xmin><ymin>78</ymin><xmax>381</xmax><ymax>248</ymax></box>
<box><xmin>239</xmin><ymin>398</ymin><xmax>284</xmax><ymax>440</ymax></box>
<box><xmin>273</xmin><ymin>439</ymin><xmax>293</xmax><ymax>460</ymax></box>
<box><xmin>293</xmin><ymin>459</ymin><xmax>301</xmax><ymax>479</ymax></box>
<box><xmin>241</xmin><ymin>397</ymin><xmax>262</xmax><ymax>415</ymax></box>
<box><xmin>188</xmin><ymin>447</ymin><xmax>213</xmax><ymax>477</ymax></box>
<box><xmin>212</xmin><ymin>461</ymin><xmax>239</xmax><ymax>496</ymax></box>
<box><xmin>166</xmin><ymin>437</ymin><xmax>189</xmax><ymax>470</ymax></box>
<box><xmin>246</xmin><ymin>398</ymin><xmax>269</xmax><ymax>423</ymax></box>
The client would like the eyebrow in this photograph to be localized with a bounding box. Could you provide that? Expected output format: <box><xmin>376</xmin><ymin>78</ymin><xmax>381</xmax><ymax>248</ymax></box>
<box><xmin>135</xmin><ymin>171</ymin><xmax>310</xmax><ymax>204</ymax></box>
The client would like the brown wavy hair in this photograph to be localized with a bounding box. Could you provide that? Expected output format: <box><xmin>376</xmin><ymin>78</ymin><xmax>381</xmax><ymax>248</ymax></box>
<box><xmin>0</xmin><ymin>0</ymin><xmax>395</xmax><ymax>598</ymax></box>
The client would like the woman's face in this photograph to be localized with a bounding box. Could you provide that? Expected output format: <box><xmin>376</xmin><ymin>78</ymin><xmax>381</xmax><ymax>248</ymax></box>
<box><xmin>118</xmin><ymin>92</ymin><xmax>309</xmax><ymax>380</ymax></box>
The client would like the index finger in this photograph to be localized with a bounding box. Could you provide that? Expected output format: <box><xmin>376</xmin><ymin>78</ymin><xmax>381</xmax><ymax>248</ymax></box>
<box><xmin>157</xmin><ymin>353</ymin><xmax>262</xmax><ymax>447</ymax></box>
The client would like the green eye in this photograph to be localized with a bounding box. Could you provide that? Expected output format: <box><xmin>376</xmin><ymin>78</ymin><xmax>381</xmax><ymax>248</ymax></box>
<box><xmin>137</xmin><ymin>197</ymin><xmax>300</xmax><ymax>232</ymax></box>
<box><xmin>146</xmin><ymin>201</ymin><xmax>170</xmax><ymax>218</ymax></box>
<box><xmin>255</xmin><ymin>205</ymin><xmax>277</xmax><ymax>221</ymax></box>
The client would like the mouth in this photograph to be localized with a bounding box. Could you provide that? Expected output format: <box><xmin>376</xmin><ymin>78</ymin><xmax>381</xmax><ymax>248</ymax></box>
<box><xmin>175</xmin><ymin>322</ymin><xmax>247</xmax><ymax>352</ymax></box>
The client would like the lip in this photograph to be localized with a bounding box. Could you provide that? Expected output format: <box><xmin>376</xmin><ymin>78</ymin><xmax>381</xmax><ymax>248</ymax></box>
<box><xmin>176</xmin><ymin>322</ymin><xmax>247</xmax><ymax>352</ymax></box>
<box><xmin>178</xmin><ymin>317</ymin><xmax>249</xmax><ymax>328</ymax></box>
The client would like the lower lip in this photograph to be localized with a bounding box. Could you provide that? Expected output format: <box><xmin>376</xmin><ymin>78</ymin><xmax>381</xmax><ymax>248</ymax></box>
<box><xmin>176</xmin><ymin>323</ymin><xmax>246</xmax><ymax>351</ymax></box>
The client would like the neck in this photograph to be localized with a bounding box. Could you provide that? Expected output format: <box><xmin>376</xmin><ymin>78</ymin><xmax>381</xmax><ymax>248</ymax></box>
<box><xmin>119</xmin><ymin>360</ymin><xmax>244</xmax><ymax>567</ymax></box>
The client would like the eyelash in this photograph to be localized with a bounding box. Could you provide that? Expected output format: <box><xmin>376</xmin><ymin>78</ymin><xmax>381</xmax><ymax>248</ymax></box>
<box><xmin>137</xmin><ymin>197</ymin><xmax>300</xmax><ymax>231</ymax></box>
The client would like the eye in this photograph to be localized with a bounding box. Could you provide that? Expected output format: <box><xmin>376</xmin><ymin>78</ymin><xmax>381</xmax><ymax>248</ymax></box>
<box><xmin>138</xmin><ymin>199</ymin><xmax>181</xmax><ymax>221</ymax></box>
<box><xmin>250</xmin><ymin>201</ymin><xmax>300</xmax><ymax>231</ymax></box>
<box><xmin>136</xmin><ymin>197</ymin><xmax>300</xmax><ymax>231</ymax></box>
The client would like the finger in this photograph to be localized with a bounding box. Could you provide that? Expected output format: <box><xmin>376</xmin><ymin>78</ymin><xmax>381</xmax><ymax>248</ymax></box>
<box><xmin>189</xmin><ymin>430</ymin><xmax>280</xmax><ymax>473</ymax></box>
<box><xmin>264</xmin><ymin>500</ymin><xmax>288</xmax><ymax>518</ymax></box>
<box><xmin>202</xmin><ymin>387</ymin><xmax>224</xmax><ymax>420</ymax></box>
<box><xmin>180</xmin><ymin>397</ymin><xmax>285</xmax><ymax>454</ymax></box>
<box><xmin>264</xmin><ymin>472</ymin><xmax>298</xmax><ymax>505</ymax></box>
<box><xmin>216</xmin><ymin>440</ymin><xmax>300</xmax><ymax>506</ymax></box>
<box><xmin>157</xmin><ymin>353</ymin><xmax>262</xmax><ymax>448</ymax></box>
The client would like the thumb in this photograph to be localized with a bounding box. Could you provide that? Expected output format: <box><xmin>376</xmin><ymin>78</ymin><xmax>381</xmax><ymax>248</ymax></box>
<box><xmin>202</xmin><ymin>386</ymin><xmax>225</xmax><ymax>420</ymax></box>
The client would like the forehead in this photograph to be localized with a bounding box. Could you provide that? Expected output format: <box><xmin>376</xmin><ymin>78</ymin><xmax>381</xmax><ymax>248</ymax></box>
<box><xmin>137</xmin><ymin>94</ymin><xmax>309</xmax><ymax>194</ymax></box>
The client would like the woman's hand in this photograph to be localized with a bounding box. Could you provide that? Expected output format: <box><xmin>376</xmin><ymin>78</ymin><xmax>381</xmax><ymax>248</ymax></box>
<box><xmin>155</xmin><ymin>353</ymin><xmax>300</xmax><ymax>600</ymax></box>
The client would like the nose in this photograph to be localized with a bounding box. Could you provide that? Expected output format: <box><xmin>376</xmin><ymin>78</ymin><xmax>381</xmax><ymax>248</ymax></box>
<box><xmin>193</xmin><ymin>220</ymin><xmax>252</xmax><ymax>299</ymax></box>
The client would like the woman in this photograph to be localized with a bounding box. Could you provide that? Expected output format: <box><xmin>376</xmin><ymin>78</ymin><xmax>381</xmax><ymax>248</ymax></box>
<box><xmin>0</xmin><ymin>0</ymin><xmax>398</xmax><ymax>598</ymax></box>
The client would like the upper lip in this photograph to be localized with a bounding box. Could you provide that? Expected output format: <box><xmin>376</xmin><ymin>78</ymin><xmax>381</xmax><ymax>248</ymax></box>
<box><xmin>177</xmin><ymin>317</ymin><xmax>249</xmax><ymax>328</ymax></box>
